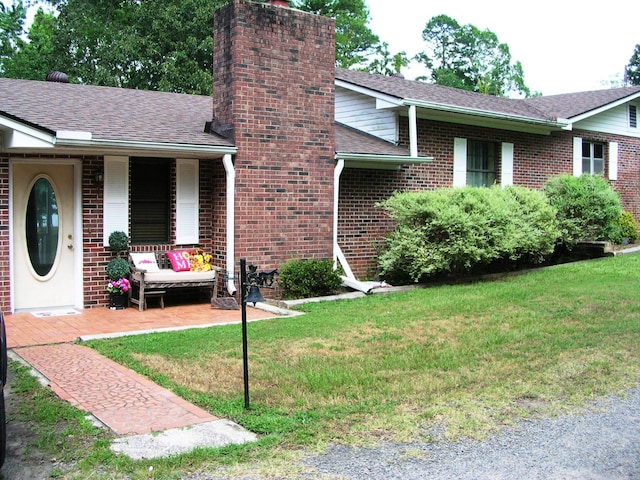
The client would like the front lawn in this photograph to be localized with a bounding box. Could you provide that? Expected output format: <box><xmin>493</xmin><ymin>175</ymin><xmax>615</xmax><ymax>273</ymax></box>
<box><xmin>83</xmin><ymin>253</ymin><xmax>640</xmax><ymax>477</ymax></box>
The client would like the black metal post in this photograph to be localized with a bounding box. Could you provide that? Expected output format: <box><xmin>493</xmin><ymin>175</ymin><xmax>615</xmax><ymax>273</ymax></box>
<box><xmin>240</xmin><ymin>258</ymin><xmax>250</xmax><ymax>410</ymax></box>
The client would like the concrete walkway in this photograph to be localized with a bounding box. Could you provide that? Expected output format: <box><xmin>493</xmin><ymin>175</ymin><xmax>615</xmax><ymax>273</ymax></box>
<box><xmin>5</xmin><ymin>303</ymin><xmax>280</xmax><ymax>457</ymax></box>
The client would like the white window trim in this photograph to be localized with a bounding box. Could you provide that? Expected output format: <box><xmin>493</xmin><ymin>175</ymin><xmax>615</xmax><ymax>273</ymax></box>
<box><xmin>175</xmin><ymin>159</ymin><xmax>200</xmax><ymax>245</ymax></box>
<box><xmin>103</xmin><ymin>156</ymin><xmax>129</xmax><ymax>246</ymax></box>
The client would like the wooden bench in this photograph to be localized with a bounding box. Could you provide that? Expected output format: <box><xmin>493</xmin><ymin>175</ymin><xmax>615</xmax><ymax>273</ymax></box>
<box><xmin>128</xmin><ymin>252</ymin><xmax>221</xmax><ymax>312</ymax></box>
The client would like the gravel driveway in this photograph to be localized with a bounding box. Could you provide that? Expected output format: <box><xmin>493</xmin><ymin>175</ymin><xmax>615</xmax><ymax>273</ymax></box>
<box><xmin>186</xmin><ymin>385</ymin><xmax>640</xmax><ymax>479</ymax></box>
<box><xmin>303</xmin><ymin>386</ymin><xmax>640</xmax><ymax>480</ymax></box>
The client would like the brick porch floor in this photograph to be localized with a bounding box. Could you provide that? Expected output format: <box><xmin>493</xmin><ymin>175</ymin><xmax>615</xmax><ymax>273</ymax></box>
<box><xmin>6</xmin><ymin>303</ymin><xmax>279</xmax><ymax>435</ymax></box>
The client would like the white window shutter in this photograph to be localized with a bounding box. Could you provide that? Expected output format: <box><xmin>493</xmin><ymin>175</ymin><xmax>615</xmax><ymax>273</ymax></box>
<box><xmin>176</xmin><ymin>159</ymin><xmax>199</xmax><ymax>245</ymax></box>
<box><xmin>572</xmin><ymin>137</ymin><xmax>582</xmax><ymax>176</ymax></box>
<box><xmin>501</xmin><ymin>142</ymin><xmax>514</xmax><ymax>187</ymax></box>
<box><xmin>103</xmin><ymin>156</ymin><xmax>129</xmax><ymax>246</ymax></box>
<box><xmin>453</xmin><ymin>138</ymin><xmax>467</xmax><ymax>187</ymax></box>
<box><xmin>608</xmin><ymin>142</ymin><xmax>618</xmax><ymax>181</ymax></box>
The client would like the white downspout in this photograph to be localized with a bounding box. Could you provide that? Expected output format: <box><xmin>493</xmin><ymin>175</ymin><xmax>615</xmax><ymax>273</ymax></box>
<box><xmin>333</xmin><ymin>159</ymin><xmax>355</xmax><ymax>280</ymax></box>
<box><xmin>409</xmin><ymin>104</ymin><xmax>418</xmax><ymax>158</ymax></box>
<box><xmin>334</xmin><ymin>159</ymin><xmax>344</xmax><ymax>270</ymax></box>
<box><xmin>223</xmin><ymin>154</ymin><xmax>237</xmax><ymax>295</ymax></box>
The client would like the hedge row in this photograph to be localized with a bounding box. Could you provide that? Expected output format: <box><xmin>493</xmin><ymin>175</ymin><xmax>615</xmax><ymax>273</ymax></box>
<box><xmin>378</xmin><ymin>175</ymin><xmax>636</xmax><ymax>283</ymax></box>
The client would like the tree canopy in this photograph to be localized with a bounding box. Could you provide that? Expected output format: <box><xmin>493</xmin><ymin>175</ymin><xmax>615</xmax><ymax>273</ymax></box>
<box><xmin>46</xmin><ymin>0</ymin><xmax>222</xmax><ymax>94</ymax></box>
<box><xmin>292</xmin><ymin>0</ymin><xmax>380</xmax><ymax>70</ymax></box>
<box><xmin>1</xmin><ymin>2</ymin><xmax>534</xmax><ymax>96</ymax></box>
<box><xmin>0</xmin><ymin>0</ymin><xmax>28</xmax><ymax>74</ymax></box>
<box><xmin>415</xmin><ymin>14</ymin><xmax>531</xmax><ymax>97</ymax></box>
<box><xmin>626</xmin><ymin>44</ymin><xmax>640</xmax><ymax>86</ymax></box>
<box><xmin>1</xmin><ymin>0</ymin><xmax>400</xmax><ymax>91</ymax></box>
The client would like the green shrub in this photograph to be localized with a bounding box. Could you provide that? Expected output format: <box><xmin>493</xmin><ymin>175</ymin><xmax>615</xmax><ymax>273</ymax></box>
<box><xmin>277</xmin><ymin>258</ymin><xmax>343</xmax><ymax>299</ymax></box>
<box><xmin>106</xmin><ymin>258</ymin><xmax>130</xmax><ymax>281</ymax></box>
<box><xmin>603</xmin><ymin>211</ymin><xmax>639</xmax><ymax>244</ymax></box>
<box><xmin>377</xmin><ymin>185</ymin><xmax>560</xmax><ymax>282</ymax></box>
<box><xmin>543</xmin><ymin>174</ymin><xmax>622</xmax><ymax>246</ymax></box>
<box><xmin>108</xmin><ymin>231</ymin><xmax>129</xmax><ymax>253</ymax></box>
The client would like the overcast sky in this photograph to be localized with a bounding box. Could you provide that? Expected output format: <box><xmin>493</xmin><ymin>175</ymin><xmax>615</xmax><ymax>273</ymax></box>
<box><xmin>366</xmin><ymin>0</ymin><xmax>640</xmax><ymax>96</ymax></box>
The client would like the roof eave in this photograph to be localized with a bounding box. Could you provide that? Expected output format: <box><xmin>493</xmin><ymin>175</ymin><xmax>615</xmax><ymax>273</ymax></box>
<box><xmin>335</xmin><ymin>152</ymin><xmax>433</xmax><ymax>170</ymax></box>
<box><xmin>565</xmin><ymin>91</ymin><xmax>640</xmax><ymax>124</ymax></box>
<box><xmin>335</xmin><ymin>79</ymin><xmax>403</xmax><ymax>106</ymax></box>
<box><xmin>55</xmin><ymin>137</ymin><xmax>238</xmax><ymax>156</ymax></box>
<box><xmin>404</xmin><ymin>98</ymin><xmax>571</xmax><ymax>130</ymax></box>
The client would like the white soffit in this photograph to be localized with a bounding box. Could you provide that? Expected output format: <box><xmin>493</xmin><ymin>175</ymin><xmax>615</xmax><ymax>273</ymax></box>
<box><xmin>0</xmin><ymin>115</ymin><xmax>55</xmax><ymax>148</ymax></box>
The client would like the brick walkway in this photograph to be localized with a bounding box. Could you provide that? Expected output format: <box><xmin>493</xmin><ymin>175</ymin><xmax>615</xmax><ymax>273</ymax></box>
<box><xmin>7</xmin><ymin>304</ymin><xmax>277</xmax><ymax>435</ymax></box>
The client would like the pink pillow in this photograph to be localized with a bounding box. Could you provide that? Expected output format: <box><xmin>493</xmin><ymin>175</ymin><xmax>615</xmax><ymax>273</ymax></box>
<box><xmin>166</xmin><ymin>250</ymin><xmax>191</xmax><ymax>272</ymax></box>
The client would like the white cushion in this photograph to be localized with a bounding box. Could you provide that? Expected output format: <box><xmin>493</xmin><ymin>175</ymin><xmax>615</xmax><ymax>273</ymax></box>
<box><xmin>130</xmin><ymin>252</ymin><xmax>160</xmax><ymax>272</ymax></box>
<box><xmin>132</xmin><ymin>269</ymin><xmax>216</xmax><ymax>282</ymax></box>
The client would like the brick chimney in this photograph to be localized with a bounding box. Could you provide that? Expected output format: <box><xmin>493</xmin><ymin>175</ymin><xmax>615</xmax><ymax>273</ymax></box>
<box><xmin>213</xmin><ymin>0</ymin><xmax>336</xmax><ymax>269</ymax></box>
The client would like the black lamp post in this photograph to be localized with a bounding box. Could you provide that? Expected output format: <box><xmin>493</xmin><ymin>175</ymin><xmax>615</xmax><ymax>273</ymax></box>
<box><xmin>240</xmin><ymin>258</ymin><xmax>278</xmax><ymax>409</ymax></box>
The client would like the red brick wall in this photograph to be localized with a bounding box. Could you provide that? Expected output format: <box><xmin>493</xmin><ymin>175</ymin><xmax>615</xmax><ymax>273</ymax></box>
<box><xmin>340</xmin><ymin>117</ymin><xmax>640</xmax><ymax>279</ymax></box>
<box><xmin>213</xmin><ymin>0</ymin><xmax>336</xmax><ymax>272</ymax></box>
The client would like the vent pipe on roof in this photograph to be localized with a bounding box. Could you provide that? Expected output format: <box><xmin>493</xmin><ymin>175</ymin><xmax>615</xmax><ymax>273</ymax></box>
<box><xmin>45</xmin><ymin>71</ymin><xmax>69</xmax><ymax>83</ymax></box>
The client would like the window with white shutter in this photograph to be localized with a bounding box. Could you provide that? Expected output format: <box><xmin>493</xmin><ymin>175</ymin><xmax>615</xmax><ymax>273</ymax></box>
<box><xmin>176</xmin><ymin>159</ymin><xmax>200</xmax><ymax>244</ymax></box>
<box><xmin>103</xmin><ymin>156</ymin><xmax>129</xmax><ymax>246</ymax></box>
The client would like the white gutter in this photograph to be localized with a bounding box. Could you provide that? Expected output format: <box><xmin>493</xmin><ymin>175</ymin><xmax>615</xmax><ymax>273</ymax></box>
<box><xmin>223</xmin><ymin>154</ymin><xmax>237</xmax><ymax>295</ymax></box>
<box><xmin>336</xmin><ymin>152</ymin><xmax>433</xmax><ymax>167</ymax></box>
<box><xmin>403</xmin><ymin>98</ymin><xmax>572</xmax><ymax>129</ymax></box>
<box><xmin>55</xmin><ymin>137</ymin><xmax>238</xmax><ymax>156</ymax></box>
<box><xmin>408</xmin><ymin>104</ymin><xmax>418</xmax><ymax>157</ymax></box>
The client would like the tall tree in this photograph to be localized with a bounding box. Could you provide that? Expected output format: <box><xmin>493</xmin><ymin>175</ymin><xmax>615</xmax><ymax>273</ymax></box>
<box><xmin>47</xmin><ymin>0</ymin><xmax>224</xmax><ymax>94</ymax></box>
<box><xmin>415</xmin><ymin>14</ymin><xmax>531</xmax><ymax>97</ymax></box>
<box><xmin>0</xmin><ymin>0</ymin><xmax>28</xmax><ymax>74</ymax></box>
<box><xmin>2</xmin><ymin>7</ymin><xmax>57</xmax><ymax>80</ymax></box>
<box><xmin>365</xmin><ymin>41</ymin><xmax>408</xmax><ymax>76</ymax></box>
<box><xmin>626</xmin><ymin>44</ymin><xmax>640</xmax><ymax>86</ymax></box>
<box><xmin>292</xmin><ymin>0</ymin><xmax>379</xmax><ymax>69</ymax></box>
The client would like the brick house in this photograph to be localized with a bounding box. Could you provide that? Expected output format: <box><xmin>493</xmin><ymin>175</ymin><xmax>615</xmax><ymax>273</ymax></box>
<box><xmin>0</xmin><ymin>0</ymin><xmax>639</xmax><ymax>312</ymax></box>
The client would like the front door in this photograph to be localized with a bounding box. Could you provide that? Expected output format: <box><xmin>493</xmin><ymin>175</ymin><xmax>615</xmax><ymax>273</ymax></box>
<box><xmin>12</xmin><ymin>162</ymin><xmax>79</xmax><ymax>311</ymax></box>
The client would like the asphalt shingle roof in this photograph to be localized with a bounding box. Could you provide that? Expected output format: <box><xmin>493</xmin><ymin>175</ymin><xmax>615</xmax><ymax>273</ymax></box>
<box><xmin>336</xmin><ymin>68</ymin><xmax>640</xmax><ymax>122</ymax></box>
<box><xmin>3</xmin><ymin>71</ymin><xmax>640</xmax><ymax>154</ymax></box>
<box><xmin>335</xmin><ymin>123</ymin><xmax>409</xmax><ymax>156</ymax></box>
<box><xmin>0</xmin><ymin>77</ymin><xmax>233</xmax><ymax>147</ymax></box>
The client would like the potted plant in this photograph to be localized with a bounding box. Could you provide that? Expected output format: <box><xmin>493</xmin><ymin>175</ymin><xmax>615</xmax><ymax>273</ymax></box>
<box><xmin>107</xmin><ymin>278</ymin><xmax>131</xmax><ymax>310</ymax></box>
<box><xmin>106</xmin><ymin>257</ymin><xmax>131</xmax><ymax>309</ymax></box>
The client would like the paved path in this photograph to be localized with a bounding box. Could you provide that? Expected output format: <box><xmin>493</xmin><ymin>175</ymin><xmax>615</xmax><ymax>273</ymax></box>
<box><xmin>6</xmin><ymin>304</ymin><xmax>278</xmax><ymax>438</ymax></box>
<box><xmin>15</xmin><ymin>343</ymin><xmax>217</xmax><ymax>435</ymax></box>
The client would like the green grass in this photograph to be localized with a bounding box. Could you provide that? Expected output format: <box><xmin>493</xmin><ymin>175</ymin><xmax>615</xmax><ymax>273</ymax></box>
<box><xmin>13</xmin><ymin>254</ymin><xmax>640</xmax><ymax>478</ymax></box>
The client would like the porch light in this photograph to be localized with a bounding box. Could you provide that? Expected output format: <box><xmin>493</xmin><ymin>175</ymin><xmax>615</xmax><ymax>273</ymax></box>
<box><xmin>94</xmin><ymin>168</ymin><xmax>104</xmax><ymax>185</ymax></box>
<box><xmin>239</xmin><ymin>259</ymin><xmax>277</xmax><ymax>409</ymax></box>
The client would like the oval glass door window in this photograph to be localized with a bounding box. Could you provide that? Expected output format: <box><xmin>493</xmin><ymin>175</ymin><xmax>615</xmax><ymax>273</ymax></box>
<box><xmin>25</xmin><ymin>177</ymin><xmax>59</xmax><ymax>276</ymax></box>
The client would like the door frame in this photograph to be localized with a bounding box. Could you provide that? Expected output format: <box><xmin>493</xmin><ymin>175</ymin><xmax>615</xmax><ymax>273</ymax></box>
<box><xmin>9</xmin><ymin>158</ymin><xmax>84</xmax><ymax>313</ymax></box>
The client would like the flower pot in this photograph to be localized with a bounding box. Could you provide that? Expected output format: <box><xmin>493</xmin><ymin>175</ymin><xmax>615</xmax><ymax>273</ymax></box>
<box><xmin>109</xmin><ymin>292</ymin><xmax>128</xmax><ymax>310</ymax></box>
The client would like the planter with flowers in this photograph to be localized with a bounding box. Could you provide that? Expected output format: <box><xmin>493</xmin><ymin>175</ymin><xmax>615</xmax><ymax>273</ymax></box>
<box><xmin>106</xmin><ymin>231</ymin><xmax>130</xmax><ymax>309</ymax></box>
<box><xmin>107</xmin><ymin>277</ymin><xmax>131</xmax><ymax>309</ymax></box>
